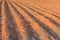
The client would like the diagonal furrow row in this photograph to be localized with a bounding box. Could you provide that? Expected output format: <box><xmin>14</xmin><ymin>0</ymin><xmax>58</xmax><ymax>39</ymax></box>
<box><xmin>4</xmin><ymin>0</ymin><xmax>21</xmax><ymax>40</ymax></box>
<box><xmin>10</xmin><ymin>1</ymin><xmax>60</xmax><ymax>40</ymax></box>
<box><xmin>16</xmin><ymin>2</ymin><xmax>60</xmax><ymax>28</ymax></box>
<box><xmin>8</xmin><ymin>1</ymin><xmax>52</xmax><ymax>40</ymax></box>
<box><xmin>8</xmin><ymin>1</ymin><xmax>40</xmax><ymax>40</ymax></box>
<box><xmin>0</xmin><ymin>0</ymin><xmax>3</xmax><ymax>40</ymax></box>
<box><xmin>0</xmin><ymin>0</ymin><xmax>60</xmax><ymax>40</ymax></box>
<box><xmin>20</xmin><ymin>2</ymin><xmax>60</xmax><ymax>18</ymax></box>
<box><xmin>15</xmin><ymin>1</ymin><xmax>60</xmax><ymax>37</ymax></box>
<box><xmin>9</xmin><ymin>1</ymin><xmax>51</xmax><ymax>40</ymax></box>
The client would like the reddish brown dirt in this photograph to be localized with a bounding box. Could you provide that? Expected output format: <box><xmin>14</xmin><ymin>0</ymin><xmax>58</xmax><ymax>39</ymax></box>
<box><xmin>1</xmin><ymin>0</ymin><xmax>60</xmax><ymax>40</ymax></box>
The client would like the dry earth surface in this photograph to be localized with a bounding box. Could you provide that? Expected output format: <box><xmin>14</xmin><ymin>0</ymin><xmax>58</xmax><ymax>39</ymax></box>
<box><xmin>0</xmin><ymin>0</ymin><xmax>60</xmax><ymax>40</ymax></box>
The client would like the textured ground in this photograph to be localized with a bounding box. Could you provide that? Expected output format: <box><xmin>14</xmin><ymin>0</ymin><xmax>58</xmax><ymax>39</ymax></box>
<box><xmin>0</xmin><ymin>0</ymin><xmax>60</xmax><ymax>40</ymax></box>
